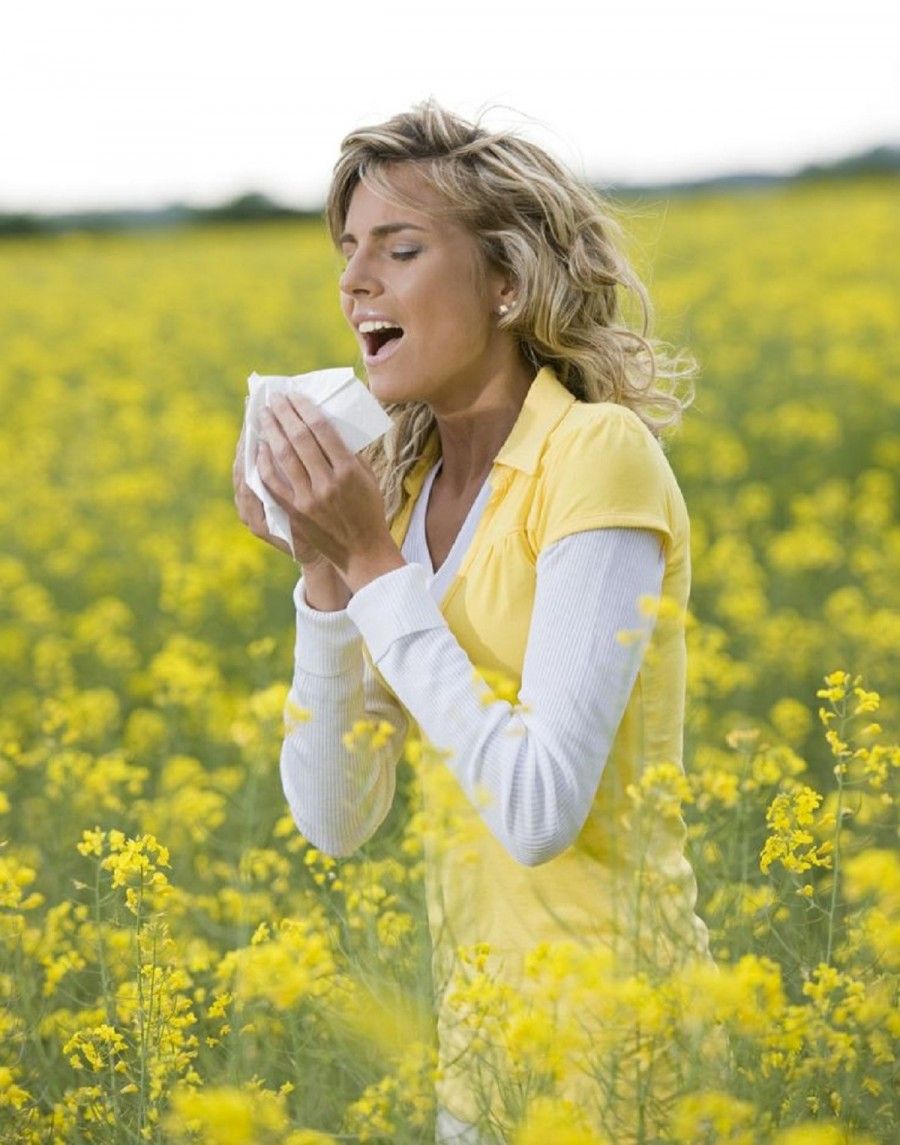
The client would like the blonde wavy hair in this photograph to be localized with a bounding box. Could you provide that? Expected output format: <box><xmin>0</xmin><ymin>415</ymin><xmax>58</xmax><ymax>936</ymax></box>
<box><xmin>325</xmin><ymin>98</ymin><xmax>698</xmax><ymax>525</ymax></box>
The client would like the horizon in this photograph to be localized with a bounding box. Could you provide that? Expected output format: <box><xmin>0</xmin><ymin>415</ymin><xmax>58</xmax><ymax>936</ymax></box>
<box><xmin>5</xmin><ymin>139</ymin><xmax>896</xmax><ymax>223</ymax></box>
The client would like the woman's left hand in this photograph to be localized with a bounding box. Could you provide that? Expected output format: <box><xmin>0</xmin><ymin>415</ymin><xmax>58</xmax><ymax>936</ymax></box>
<box><xmin>257</xmin><ymin>391</ymin><xmax>406</xmax><ymax>591</ymax></box>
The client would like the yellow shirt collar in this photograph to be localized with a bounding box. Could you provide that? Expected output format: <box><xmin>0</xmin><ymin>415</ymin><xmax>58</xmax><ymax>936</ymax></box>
<box><xmin>401</xmin><ymin>365</ymin><xmax>576</xmax><ymax>496</ymax></box>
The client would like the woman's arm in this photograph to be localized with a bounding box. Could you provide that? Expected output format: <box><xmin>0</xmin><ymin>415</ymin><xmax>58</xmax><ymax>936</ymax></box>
<box><xmin>345</xmin><ymin>527</ymin><xmax>666</xmax><ymax>867</ymax></box>
<box><xmin>279</xmin><ymin>575</ymin><xmax>409</xmax><ymax>856</ymax></box>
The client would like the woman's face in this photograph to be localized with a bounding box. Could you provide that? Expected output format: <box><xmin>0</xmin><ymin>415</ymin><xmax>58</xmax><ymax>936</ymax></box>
<box><xmin>338</xmin><ymin>166</ymin><xmax>507</xmax><ymax>408</ymax></box>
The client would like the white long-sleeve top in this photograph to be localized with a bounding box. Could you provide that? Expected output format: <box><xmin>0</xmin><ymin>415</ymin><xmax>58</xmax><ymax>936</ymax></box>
<box><xmin>280</xmin><ymin>457</ymin><xmax>665</xmax><ymax>867</ymax></box>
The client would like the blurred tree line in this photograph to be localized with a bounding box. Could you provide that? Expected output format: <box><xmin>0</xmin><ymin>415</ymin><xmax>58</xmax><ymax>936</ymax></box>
<box><xmin>1</xmin><ymin>145</ymin><xmax>897</xmax><ymax>239</ymax></box>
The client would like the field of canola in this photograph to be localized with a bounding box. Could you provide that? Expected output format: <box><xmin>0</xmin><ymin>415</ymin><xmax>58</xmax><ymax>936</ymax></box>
<box><xmin>0</xmin><ymin>177</ymin><xmax>897</xmax><ymax>1143</ymax></box>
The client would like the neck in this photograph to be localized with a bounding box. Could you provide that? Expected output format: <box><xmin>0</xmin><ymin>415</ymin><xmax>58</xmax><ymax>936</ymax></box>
<box><xmin>430</xmin><ymin>356</ymin><xmax>535</xmax><ymax>499</ymax></box>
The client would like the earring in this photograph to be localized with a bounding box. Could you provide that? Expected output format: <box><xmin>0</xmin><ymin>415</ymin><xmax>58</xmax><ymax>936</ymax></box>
<box><xmin>498</xmin><ymin>303</ymin><xmax>511</xmax><ymax>316</ymax></box>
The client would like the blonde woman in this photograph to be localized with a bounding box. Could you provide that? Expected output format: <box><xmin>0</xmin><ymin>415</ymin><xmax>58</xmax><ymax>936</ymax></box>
<box><xmin>234</xmin><ymin>100</ymin><xmax>719</xmax><ymax>1143</ymax></box>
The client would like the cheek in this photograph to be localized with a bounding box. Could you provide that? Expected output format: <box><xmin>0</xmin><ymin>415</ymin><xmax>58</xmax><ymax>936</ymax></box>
<box><xmin>413</xmin><ymin>310</ymin><xmax>484</xmax><ymax>356</ymax></box>
<box><xmin>409</xmin><ymin>280</ymin><xmax>488</xmax><ymax>343</ymax></box>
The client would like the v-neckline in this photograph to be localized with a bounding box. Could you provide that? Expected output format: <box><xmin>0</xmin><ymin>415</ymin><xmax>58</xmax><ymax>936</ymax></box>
<box><xmin>420</xmin><ymin>458</ymin><xmax>490</xmax><ymax>577</ymax></box>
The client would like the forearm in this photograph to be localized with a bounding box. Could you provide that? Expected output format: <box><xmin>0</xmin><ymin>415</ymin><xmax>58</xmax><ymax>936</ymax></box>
<box><xmin>345</xmin><ymin>533</ymin><xmax>665</xmax><ymax>867</ymax></box>
<box><xmin>280</xmin><ymin>573</ymin><xmax>407</xmax><ymax>857</ymax></box>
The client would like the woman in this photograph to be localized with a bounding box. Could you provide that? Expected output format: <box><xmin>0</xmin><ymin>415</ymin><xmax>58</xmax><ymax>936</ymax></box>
<box><xmin>234</xmin><ymin>100</ymin><xmax>717</xmax><ymax>1143</ymax></box>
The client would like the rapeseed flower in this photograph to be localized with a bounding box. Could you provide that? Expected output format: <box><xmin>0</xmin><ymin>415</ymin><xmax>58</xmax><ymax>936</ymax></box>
<box><xmin>1</xmin><ymin>186</ymin><xmax>896</xmax><ymax>1141</ymax></box>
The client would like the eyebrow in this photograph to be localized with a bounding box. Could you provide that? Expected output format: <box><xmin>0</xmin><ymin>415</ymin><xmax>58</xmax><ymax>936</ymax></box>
<box><xmin>338</xmin><ymin>223</ymin><xmax>428</xmax><ymax>245</ymax></box>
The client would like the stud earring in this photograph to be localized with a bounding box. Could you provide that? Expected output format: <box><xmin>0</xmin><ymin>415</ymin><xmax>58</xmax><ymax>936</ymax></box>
<box><xmin>498</xmin><ymin>303</ymin><xmax>511</xmax><ymax>316</ymax></box>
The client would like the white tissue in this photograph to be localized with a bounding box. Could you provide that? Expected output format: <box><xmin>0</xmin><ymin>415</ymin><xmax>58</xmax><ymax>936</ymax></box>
<box><xmin>243</xmin><ymin>366</ymin><xmax>394</xmax><ymax>559</ymax></box>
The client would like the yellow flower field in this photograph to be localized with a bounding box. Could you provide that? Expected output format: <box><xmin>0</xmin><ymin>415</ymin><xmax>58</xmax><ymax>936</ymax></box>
<box><xmin>0</xmin><ymin>177</ymin><xmax>897</xmax><ymax>1142</ymax></box>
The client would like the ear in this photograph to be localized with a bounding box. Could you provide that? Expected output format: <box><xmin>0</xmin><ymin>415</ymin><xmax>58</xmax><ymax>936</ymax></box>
<box><xmin>499</xmin><ymin>279</ymin><xmax>517</xmax><ymax>308</ymax></box>
<box><xmin>489</xmin><ymin>267</ymin><xmax>518</xmax><ymax>314</ymax></box>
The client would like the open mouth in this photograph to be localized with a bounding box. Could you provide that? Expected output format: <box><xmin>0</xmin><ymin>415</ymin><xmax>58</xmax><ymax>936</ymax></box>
<box><xmin>362</xmin><ymin>326</ymin><xmax>404</xmax><ymax>361</ymax></box>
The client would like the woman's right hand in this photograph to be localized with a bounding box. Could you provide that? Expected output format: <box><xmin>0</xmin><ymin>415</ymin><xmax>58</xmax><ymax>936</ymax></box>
<box><xmin>233</xmin><ymin>416</ymin><xmax>329</xmax><ymax>568</ymax></box>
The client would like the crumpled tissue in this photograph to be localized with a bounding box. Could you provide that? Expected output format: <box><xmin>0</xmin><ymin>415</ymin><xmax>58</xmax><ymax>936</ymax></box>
<box><xmin>243</xmin><ymin>366</ymin><xmax>394</xmax><ymax>559</ymax></box>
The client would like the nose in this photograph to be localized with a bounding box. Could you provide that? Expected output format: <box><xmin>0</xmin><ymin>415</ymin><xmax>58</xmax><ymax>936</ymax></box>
<box><xmin>339</xmin><ymin>250</ymin><xmax>380</xmax><ymax>300</ymax></box>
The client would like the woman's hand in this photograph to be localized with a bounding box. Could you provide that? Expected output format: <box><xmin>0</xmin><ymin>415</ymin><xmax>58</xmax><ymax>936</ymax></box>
<box><xmin>256</xmin><ymin>391</ymin><xmax>405</xmax><ymax>590</ymax></box>
<box><xmin>232</xmin><ymin>413</ymin><xmax>328</xmax><ymax>567</ymax></box>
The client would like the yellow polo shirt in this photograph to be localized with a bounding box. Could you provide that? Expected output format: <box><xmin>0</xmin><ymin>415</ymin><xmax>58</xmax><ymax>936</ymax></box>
<box><xmin>372</xmin><ymin>365</ymin><xmax>714</xmax><ymax>1134</ymax></box>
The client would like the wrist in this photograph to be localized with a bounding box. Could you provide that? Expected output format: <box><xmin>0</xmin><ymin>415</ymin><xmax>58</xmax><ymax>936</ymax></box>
<box><xmin>343</xmin><ymin>545</ymin><xmax>407</xmax><ymax>596</ymax></box>
<box><xmin>301</xmin><ymin>560</ymin><xmax>352</xmax><ymax>612</ymax></box>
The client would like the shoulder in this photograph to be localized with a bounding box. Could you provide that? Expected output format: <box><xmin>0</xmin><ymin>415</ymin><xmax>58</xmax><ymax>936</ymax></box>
<box><xmin>543</xmin><ymin>399</ymin><xmax>673</xmax><ymax>476</ymax></box>
<box><xmin>529</xmin><ymin>399</ymin><xmax>689</xmax><ymax>560</ymax></box>
<box><xmin>562</xmin><ymin>397</ymin><xmax>658</xmax><ymax>435</ymax></box>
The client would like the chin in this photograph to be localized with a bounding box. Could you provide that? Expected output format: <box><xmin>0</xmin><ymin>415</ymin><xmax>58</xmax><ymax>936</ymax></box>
<box><xmin>367</xmin><ymin>370</ymin><xmax>416</xmax><ymax>403</ymax></box>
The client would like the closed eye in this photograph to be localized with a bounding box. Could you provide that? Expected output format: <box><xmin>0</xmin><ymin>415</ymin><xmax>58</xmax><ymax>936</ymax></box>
<box><xmin>339</xmin><ymin>248</ymin><xmax>419</xmax><ymax>269</ymax></box>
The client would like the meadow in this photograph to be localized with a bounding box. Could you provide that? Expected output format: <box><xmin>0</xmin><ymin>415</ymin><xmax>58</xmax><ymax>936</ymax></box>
<box><xmin>0</xmin><ymin>177</ymin><xmax>897</xmax><ymax>1142</ymax></box>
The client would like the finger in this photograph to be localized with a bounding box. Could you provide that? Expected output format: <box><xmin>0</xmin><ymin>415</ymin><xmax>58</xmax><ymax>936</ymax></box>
<box><xmin>235</xmin><ymin>471</ymin><xmax>263</xmax><ymax>513</ymax></box>
<box><xmin>234</xmin><ymin>441</ymin><xmax>251</xmax><ymax>492</ymax></box>
<box><xmin>257</xmin><ymin>440</ymin><xmax>295</xmax><ymax>506</ymax></box>
<box><xmin>236</xmin><ymin>486</ymin><xmax>292</xmax><ymax>555</ymax></box>
<box><xmin>234</xmin><ymin>478</ymin><xmax>267</xmax><ymax>534</ymax></box>
<box><xmin>289</xmin><ymin>392</ymin><xmax>354</xmax><ymax>462</ymax></box>
<box><xmin>262</xmin><ymin>399</ymin><xmax>326</xmax><ymax>480</ymax></box>
<box><xmin>278</xmin><ymin>389</ymin><xmax>352</xmax><ymax>469</ymax></box>
<box><xmin>233</xmin><ymin>419</ymin><xmax>249</xmax><ymax>483</ymax></box>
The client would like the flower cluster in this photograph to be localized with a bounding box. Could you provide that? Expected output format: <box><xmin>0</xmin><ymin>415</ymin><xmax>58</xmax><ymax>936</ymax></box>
<box><xmin>0</xmin><ymin>183</ymin><xmax>896</xmax><ymax>1141</ymax></box>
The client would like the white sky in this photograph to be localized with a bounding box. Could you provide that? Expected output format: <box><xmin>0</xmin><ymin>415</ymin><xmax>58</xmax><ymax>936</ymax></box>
<box><xmin>1</xmin><ymin>0</ymin><xmax>897</xmax><ymax>212</ymax></box>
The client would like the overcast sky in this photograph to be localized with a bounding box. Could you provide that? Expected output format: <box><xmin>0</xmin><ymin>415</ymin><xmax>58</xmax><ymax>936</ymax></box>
<box><xmin>1</xmin><ymin>0</ymin><xmax>896</xmax><ymax>213</ymax></box>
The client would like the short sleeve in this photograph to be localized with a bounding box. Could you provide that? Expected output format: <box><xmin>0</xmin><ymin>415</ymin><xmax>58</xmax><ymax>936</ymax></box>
<box><xmin>532</xmin><ymin>405</ymin><xmax>676</xmax><ymax>558</ymax></box>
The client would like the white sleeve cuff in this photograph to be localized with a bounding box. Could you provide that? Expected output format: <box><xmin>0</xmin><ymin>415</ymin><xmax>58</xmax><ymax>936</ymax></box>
<box><xmin>292</xmin><ymin>574</ymin><xmax>364</xmax><ymax>678</ymax></box>
<box><xmin>346</xmin><ymin>562</ymin><xmax>446</xmax><ymax>664</ymax></box>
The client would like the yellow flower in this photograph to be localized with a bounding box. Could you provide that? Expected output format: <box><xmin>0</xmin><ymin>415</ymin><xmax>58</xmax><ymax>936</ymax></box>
<box><xmin>725</xmin><ymin>727</ymin><xmax>761</xmax><ymax>751</ymax></box>
<box><xmin>216</xmin><ymin>915</ymin><xmax>338</xmax><ymax>1010</ymax></box>
<box><xmin>340</xmin><ymin>1040</ymin><xmax>436</xmax><ymax>1141</ymax></box>
<box><xmin>514</xmin><ymin>1094</ymin><xmax>609</xmax><ymax>1144</ymax></box>
<box><xmin>670</xmin><ymin>1089</ymin><xmax>756</xmax><ymax>1144</ymax></box>
<box><xmin>3</xmin><ymin>182</ymin><xmax>899</xmax><ymax>1145</ymax></box>
<box><xmin>0</xmin><ymin>855</ymin><xmax>44</xmax><ymax>911</ymax></box>
<box><xmin>760</xmin><ymin>786</ymin><xmax>834</xmax><ymax>875</ymax></box>
<box><xmin>164</xmin><ymin>1083</ymin><xmax>290</xmax><ymax>1144</ymax></box>
<box><xmin>341</xmin><ymin>716</ymin><xmax>398</xmax><ymax>752</ymax></box>
<box><xmin>851</xmin><ymin>686</ymin><xmax>880</xmax><ymax>715</ymax></box>
<box><xmin>842</xmin><ymin>849</ymin><xmax>899</xmax><ymax>908</ymax></box>
<box><xmin>769</xmin><ymin>697</ymin><xmax>813</xmax><ymax>744</ymax></box>
<box><xmin>474</xmin><ymin>664</ymin><xmax>522</xmax><ymax>705</ymax></box>
<box><xmin>0</xmin><ymin>1065</ymin><xmax>32</xmax><ymax>1110</ymax></box>
<box><xmin>626</xmin><ymin>761</ymin><xmax>694</xmax><ymax>821</ymax></box>
<box><xmin>62</xmin><ymin>1025</ymin><xmax>127</xmax><ymax>1074</ymax></box>
<box><xmin>76</xmin><ymin>826</ymin><xmax>106</xmax><ymax>857</ymax></box>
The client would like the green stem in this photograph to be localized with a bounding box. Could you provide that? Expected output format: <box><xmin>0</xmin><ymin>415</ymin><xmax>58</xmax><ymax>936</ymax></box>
<box><xmin>633</xmin><ymin>842</ymin><xmax>646</xmax><ymax>973</ymax></box>
<box><xmin>94</xmin><ymin>863</ymin><xmax>115</xmax><ymax>1024</ymax></box>
<box><xmin>135</xmin><ymin>876</ymin><xmax>147</xmax><ymax>1136</ymax></box>
<box><xmin>94</xmin><ymin>862</ymin><xmax>123</xmax><ymax>1131</ymax></box>
<box><xmin>825</xmin><ymin>730</ymin><xmax>847</xmax><ymax>967</ymax></box>
<box><xmin>738</xmin><ymin>748</ymin><xmax>752</xmax><ymax>885</ymax></box>
<box><xmin>634</xmin><ymin>1018</ymin><xmax>646</xmax><ymax>1145</ymax></box>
